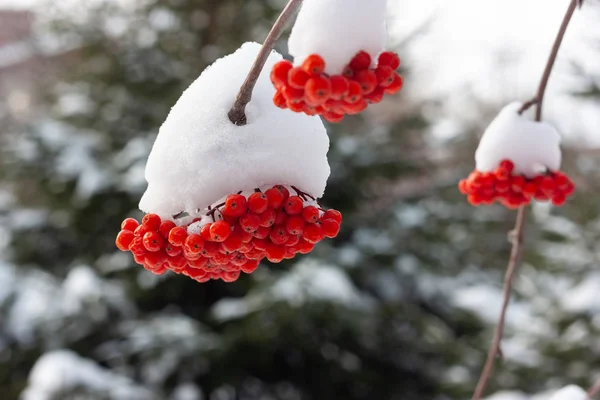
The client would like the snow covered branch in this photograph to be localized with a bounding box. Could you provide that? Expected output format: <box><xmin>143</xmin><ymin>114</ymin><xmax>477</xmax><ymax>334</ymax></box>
<box><xmin>472</xmin><ymin>1</ymin><xmax>582</xmax><ymax>399</ymax></box>
<box><xmin>228</xmin><ymin>0</ymin><xmax>303</xmax><ymax>126</ymax></box>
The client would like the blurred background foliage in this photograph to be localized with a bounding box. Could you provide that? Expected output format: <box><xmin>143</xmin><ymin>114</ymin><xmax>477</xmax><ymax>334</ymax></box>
<box><xmin>0</xmin><ymin>0</ymin><xmax>600</xmax><ymax>399</ymax></box>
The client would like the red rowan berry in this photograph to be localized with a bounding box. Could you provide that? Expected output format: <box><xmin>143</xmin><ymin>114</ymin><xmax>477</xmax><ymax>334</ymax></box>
<box><xmin>302</xmin><ymin>54</ymin><xmax>326</xmax><ymax>75</ymax></box>
<box><xmin>254</xmin><ymin>226</ymin><xmax>271</xmax><ymax>240</ymax></box>
<box><xmin>200</xmin><ymin>241</ymin><xmax>219</xmax><ymax>257</ymax></box>
<box><xmin>121</xmin><ymin>218</ymin><xmax>139</xmax><ymax>232</ymax></box>
<box><xmin>134</xmin><ymin>224</ymin><xmax>151</xmax><ymax>237</ymax></box>
<box><xmin>355</xmin><ymin>70</ymin><xmax>378</xmax><ymax>94</ymax></box>
<box><xmin>165</xmin><ymin>243</ymin><xmax>182</xmax><ymax>257</ymax></box>
<box><xmin>285</xmin><ymin>216</ymin><xmax>305</xmax><ymax>235</ymax></box>
<box><xmin>258</xmin><ymin>209</ymin><xmax>276</xmax><ymax>227</ymax></box>
<box><xmin>168</xmin><ymin>254</ymin><xmax>188</xmax><ymax>270</ymax></box>
<box><xmin>282</xmin><ymin>85</ymin><xmax>305</xmax><ymax>102</ymax></box>
<box><xmin>116</xmin><ymin>230</ymin><xmax>135</xmax><ymax>251</ymax></box>
<box><xmin>323</xmin><ymin>112</ymin><xmax>344</xmax><ymax>123</ymax></box>
<box><xmin>288</xmin><ymin>67</ymin><xmax>311</xmax><ymax>89</ymax></box>
<box><xmin>375</xmin><ymin>65</ymin><xmax>395</xmax><ymax>87</ymax></box>
<box><xmin>184</xmin><ymin>234</ymin><xmax>204</xmax><ymax>255</ymax></box>
<box><xmin>345</xmin><ymin>81</ymin><xmax>363</xmax><ymax>104</ymax></box>
<box><xmin>158</xmin><ymin>220</ymin><xmax>176</xmax><ymax>238</ymax></box>
<box><xmin>284</xmin><ymin>196</ymin><xmax>304</xmax><ymax>215</ymax></box>
<box><xmin>253</xmin><ymin>238</ymin><xmax>269</xmax><ymax>251</ymax></box>
<box><xmin>323</xmin><ymin>209</ymin><xmax>342</xmax><ymax>224</ymax></box>
<box><xmin>286</xmin><ymin>234</ymin><xmax>301</xmax><ymax>247</ymax></box>
<box><xmin>343</xmin><ymin>99</ymin><xmax>368</xmax><ymax>115</ymax></box>
<box><xmin>240</xmin><ymin>212</ymin><xmax>260</xmax><ymax>233</ymax></box>
<box><xmin>378</xmin><ymin>51</ymin><xmax>400</xmax><ymax>70</ymax></box>
<box><xmin>221</xmin><ymin>231</ymin><xmax>243</xmax><ymax>252</ymax></box>
<box><xmin>330</xmin><ymin>75</ymin><xmax>350</xmax><ymax>100</ymax></box>
<box><xmin>384</xmin><ymin>74</ymin><xmax>403</xmax><ymax>94</ymax></box>
<box><xmin>270</xmin><ymin>225</ymin><xmax>290</xmax><ymax>245</ymax></box>
<box><xmin>247</xmin><ymin>192</ymin><xmax>268</xmax><ymax>214</ymax></box>
<box><xmin>265</xmin><ymin>188</ymin><xmax>285</xmax><ymax>210</ymax></box>
<box><xmin>302</xmin><ymin>206</ymin><xmax>320</xmax><ymax>223</ymax></box>
<box><xmin>223</xmin><ymin>194</ymin><xmax>247</xmax><ymax>218</ymax></box>
<box><xmin>458</xmin><ymin>180</ymin><xmax>469</xmax><ymax>195</ymax></box>
<box><xmin>239</xmin><ymin>242</ymin><xmax>254</xmax><ymax>254</ymax></box>
<box><xmin>145</xmin><ymin>251</ymin><xmax>167</xmax><ymax>269</ymax></box>
<box><xmin>142</xmin><ymin>213</ymin><xmax>161</xmax><ymax>230</ymax></box>
<box><xmin>303</xmin><ymin>223</ymin><xmax>325</xmax><ymax>243</ymax></box>
<box><xmin>511</xmin><ymin>176</ymin><xmax>525</xmax><ymax>192</ymax></box>
<box><xmin>305</xmin><ymin>77</ymin><xmax>332</xmax><ymax>106</ymax></box>
<box><xmin>273</xmin><ymin>91</ymin><xmax>287</xmax><ymax>109</ymax></box>
<box><xmin>552</xmin><ymin>192</ymin><xmax>566</xmax><ymax>206</ymax></box>
<box><xmin>275</xmin><ymin>210</ymin><xmax>287</xmax><ymax>225</ymax></box>
<box><xmin>298</xmin><ymin>239</ymin><xmax>315</xmax><ymax>254</ymax></box>
<box><xmin>210</xmin><ymin>220</ymin><xmax>231</xmax><ymax>242</ymax></box>
<box><xmin>350</xmin><ymin>51</ymin><xmax>371</xmax><ymax>71</ymax></box>
<box><xmin>265</xmin><ymin>243</ymin><xmax>286</xmax><ymax>263</ymax></box>
<box><xmin>200</xmin><ymin>224</ymin><xmax>212</xmax><ymax>241</ymax></box>
<box><xmin>241</xmin><ymin>259</ymin><xmax>260</xmax><ymax>274</ymax></box>
<box><xmin>364</xmin><ymin>87</ymin><xmax>384</xmax><ymax>104</ymax></box>
<box><xmin>143</xmin><ymin>231</ymin><xmax>164</xmax><ymax>252</ymax></box>
<box><xmin>273</xmin><ymin>185</ymin><xmax>290</xmax><ymax>200</ymax></box>
<box><xmin>499</xmin><ymin>159</ymin><xmax>515</xmax><ymax>174</ymax></box>
<box><xmin>271</xmin><ymin>60</ymin><xmax>293</xmax><ymax>87</ymax></box>
<box><xmin>168</xmin><ymin>226</ymin><xmax>188</xmax><ymax>246</ymax></box>
<box><xmin>221</xmin><ymin>271</ymin><xmax>240</xmax><ymax>283</ymax></box>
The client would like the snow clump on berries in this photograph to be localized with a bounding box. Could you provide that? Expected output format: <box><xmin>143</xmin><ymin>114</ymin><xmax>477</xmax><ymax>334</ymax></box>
<box><xmin>475</xmin><ymin>102</ymin><xmax>562</xmax><ymax>178</ymax></box>
<box><xmin>288</xmin><ymin>0</ymin><xmax>388</xmax><ymax>75</ymax></box>
<box><xmin>139</xmin><ymin>42</ymin><xmax>330</xmax><ymax>218</ymax></box>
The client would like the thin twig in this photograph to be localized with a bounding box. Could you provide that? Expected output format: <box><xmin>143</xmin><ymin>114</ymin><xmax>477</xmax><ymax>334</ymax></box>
<box><xmin>228</xmin><ymin>0</ymin><xmax>303</xmax><ymax>126</ymax></box>
<box><xmin>588</xmin><ymin>377</ymin><xmax>600</xmax><ymax>398</ymax></box>
<box><xmin>471</xmin><ymin>1</ymin><xmax>580</xmax><ymax>398</ymax></box>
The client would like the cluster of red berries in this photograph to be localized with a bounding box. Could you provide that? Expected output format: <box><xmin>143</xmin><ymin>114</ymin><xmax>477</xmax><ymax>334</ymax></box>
<box><xmin>270</xmin><ymin>51</ymin><xmax>403</xmax><ymax>122</ymax></box>
<box><xmin>458</xmin><ymin>159</ymin><xmax>575</xmax><ymax>209</ymax></box>
<box><xmin>116</xmin><ymin>185</ymin><xmax>342</xmax><ymax>283</ymax></box>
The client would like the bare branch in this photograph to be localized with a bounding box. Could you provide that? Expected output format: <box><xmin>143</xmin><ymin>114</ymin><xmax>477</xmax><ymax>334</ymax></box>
<box><xmin>228</xmin><ymin>0</ymin><xmax>303</xmax><ymax>126</ymax></box>
<box><xmin>471</xmin><ymin>1</ymin><xmax>580</xmax><ymax>398</ymax></box>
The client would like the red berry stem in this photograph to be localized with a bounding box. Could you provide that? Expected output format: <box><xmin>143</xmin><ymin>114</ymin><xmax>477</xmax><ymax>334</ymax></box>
<box><xmin>472</xmin><ymin>1</ymin><xmax>581</xmax><ymax>399</ymax></box>
<box><xmin>227</xmin><ymin>0</ymin><xmax>303</xmax><ymax>126</ymax></box>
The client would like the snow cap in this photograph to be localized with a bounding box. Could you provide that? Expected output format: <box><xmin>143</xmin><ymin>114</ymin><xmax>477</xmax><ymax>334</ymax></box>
<box><xmin>475</xmin><ymin>102</ymin><xmax>562</xmax><ymax>178</ymax></box>
<box><xmin>288</xmin><ymin>0</ymin><xmax>388</xmax><ymax>75</ymax></box>
<box><xmin>139</xmin><ymin>42</ymin><xmax>330</xmax><ymax>218</ymax></box>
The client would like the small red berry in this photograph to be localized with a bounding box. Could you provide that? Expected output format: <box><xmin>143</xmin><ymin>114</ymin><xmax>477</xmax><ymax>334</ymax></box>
<box><xmin>355</xmin><ymin>70</ymin><xmax>378</xmax><ymax>94</ymax></box>
<box><xmin>349</xmin><ymin>51</ymin><xmax>371</xmax><ymax>71</ymax></box>
<box><xmin>143</xmin><ymin>231</ymin><xmax>164</xmax><ymax>252</ymax></box>
<box><xmin>240</xmin><ymin>212</ymin><xmax>261</xmax><ymax>233</ymax></box>
<box><xmin>384</xmin><ymin>74</ymin><xmax>403</xmax><ymax>95</ymax></box>
<box><xmin>499</xmin><ymin>159</ymin><xmax>515</xmax><ymax>174</ymax></box>
<box><xmin>221</xmin><ymin>271</ymin><xmax>240</xmax><ymax>283</ymax></box>
<box><xmin>273</xmin><ymin>91</ymin><xmax>287</xmax><ymax>108</ymax></box>
<box><xmin>270</xmin><ymin>225</ymin><xmax>290</xmax><ymax>245</ymax></box>
<box><xmin>247</xmin><ymin>192</ymin><xmax>268</xmax><ymax>214</ymax></box>
<box><xmin>158</xmin><ymin>220</ymin><xmax>177</xmax><ymax>238</ymax></box>
<box><xmin>330</xmin><ymin>75</ymin><xmax>350</xmax><ymax>100</ymax></box>
<box><xmin>241</xmin><ymin>259</ymin><xmax>260</xmax><ymax>274</ymax></box>
<box><xmin>323</xmin><ymin>209</ymin><xmax>342</xmax><ymax>224</ymax></box>
<box><xmin>321</xmin><ymin>219</ymin><xmax>341</xmax><ymax>238</ymax></box>
<box><xmin>253</xmin><ymin>238</ymin><xmax>269</xmax><ymax>251</ymax></box>
<box><xmin>265</xmin><ymin>243</ymin><xmax>286</xmax><ymax>263</ymax></box>
<box><xmin>302</xmin><ymin>54</ymin><xmax>326</xmax><ymax>76</ymax></box>
<box><xmin>142</xmin><ymin>214</ymin><xmax>161</xmax><ymax>230</ymax></box>
<box><xmin>221</xmin><ymin>231</ymin><xmax>243</xmax><ymax>252</ymax></box>
<box><xmin>165</xmin><ymin>243</ymin><xmax>182</xmax><ymax>257</ymax></box>
<box><xmin>209</xmin><ymin>220</ymin><xmax>231</xmax><ymax>242</ymax></box>
<box><xmin>254</xmin><ymin>226</ymin><xmax>271</xmax><ymax>240</ymax></box>
<box><xmin>345</xmin><ymin>81</ymin><xmax>363</xmax><ymax>104</ymax></box>
<box><xmin>145</xmin><ymin>251</ymin><xmax>167</xmax><ymax>269</ymax></box>
<box><xmin>282</xmin><ymin>85</ymin><xmax>305</xmax><ymax>102</ymax></box>
<box><xmin>265</xmin><ymin>188</ymin><xmax>285</xmax><ymax>210</ymax></box>
<box><xmin>271</xmin><ymin>60</ymin><xmax>293</xmax><ymax>87</ymax></box>
<box><xmin>200</xmin><ymin>241</ymin><xmax>219</xmax><ymax>257</ymax></box>
<box><xmin>305</xmin><ymin>77</ymin><xmax>332</xmax><ymax>106</ymax></box>
<box><xmin>378</xmin><ymin>51</ymin><xmax>400</xmax><ymax>70</ymax></box>
<box><xmin>323</xmin><ymin>112</ymin><xmax>344</xmax><ymax>123</ymax></box>
<box><xmin>116</xmin><ymin>230</ymin><xmax>135</xmax><ymax>251</ymax></box>
<box><xmin>343</xmin><ymin>99</ymin><xmax>368</xmax><ymax>115</ymax></box>
<box><xmin>184</xmin><ymin>234</ymin><xmax>204</xmax><ymax>255</ymax></box>
<box><xmin>275</xmin><ymin>210</ymin><xmax>287</xmax><ymax>225</ymax></box>
<box><xmin>302</xmin><ymin>206</ymin><xmax>320</xmax><ymax>223</ymax></box>
<box><xmin>121</xmin><ymin>218</ymin><xmax>139</xmax><ymax>232</ymax></box>
<box><xmin>374</xmin><ymin>65</ymin><xmax>395</xmax><ymax>88</ymax></box>
<box><xmin>551</xmin><ymin>192</ymin><xmax>567</xmax><ymax>206</ymax></box>
<box><xmin>223</xmin><ymin>194</ymin><xmax>247</xmax><ymax>218</ymax></box>
<box><xmin>303</xmin><ymin>223</ymin><xmax>325</xmax><ymax>244</ymax></box>
<box><xmin>168</xmin><ymin>226</ymin><xmax>188</xmax><ymax>247</ymax></box>
<box><xmin>134</xmin><ymin>224</ymin><xmax>151</xmax><ymax>237</ymax></box>
<box><xmin>285</xmin><ymin>216</ymin><xmax>305</xmax><ymax>235</ymax></box>
<box><xmin>288</xmin><ymin>67</ymin><xmax>311</xmax><ymax>89</ymax></box>
<box><xmin>364</xmin><ymin>87</ymin><xmax>384</xmax><ymax>104</ymax></box>
<box><xmin>284</xmin><ymin>196</ymin><xmax>304</xmax><ymax>215</ymax></box>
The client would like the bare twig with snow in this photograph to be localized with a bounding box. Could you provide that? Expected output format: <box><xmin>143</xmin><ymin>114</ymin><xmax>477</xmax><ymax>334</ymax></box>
<box><xmin>472</xmin><ymin>1</ymin><xmax>581</xmax><ymax>399</ymax></box>
<box><xmin>228</xmin><ymin>0</ymin><xmax>303</xmax><ymax>126</ymax></box>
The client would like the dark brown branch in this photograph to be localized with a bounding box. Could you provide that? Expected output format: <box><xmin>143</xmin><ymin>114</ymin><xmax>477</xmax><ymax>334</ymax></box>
<box><xmin>228</xmin><ymin>0</ymin><xmax>303</xmax><ymax>126</ymax></box>
<box><xmin>472</xmin><ymin>1</ymin><xmax>580</xmax><ymax>398</ymax></box>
